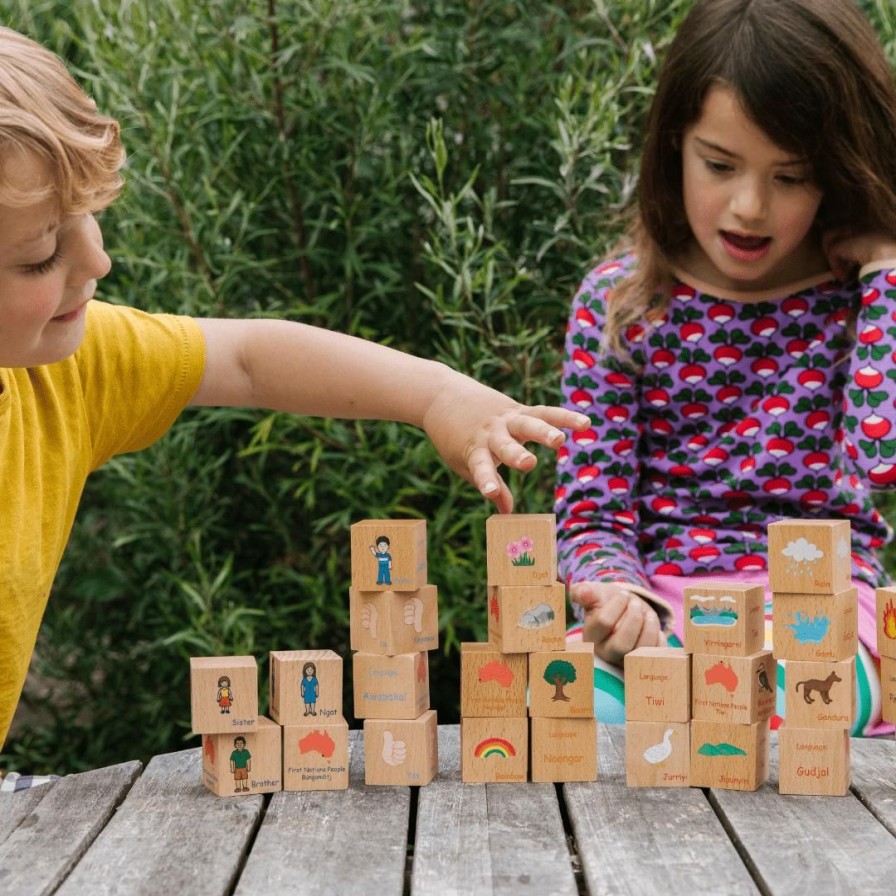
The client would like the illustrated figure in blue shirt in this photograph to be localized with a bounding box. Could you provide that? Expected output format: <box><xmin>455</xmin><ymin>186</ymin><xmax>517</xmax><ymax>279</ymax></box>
<box><xmin>301</xmin><ymin>661</ymin><xmax>319</xmax><ymax>716</ymax></box>
<box><xmin>369</xmin><ymin>536</ymin><xmax>392</xmax><ymax>585</ymax></box>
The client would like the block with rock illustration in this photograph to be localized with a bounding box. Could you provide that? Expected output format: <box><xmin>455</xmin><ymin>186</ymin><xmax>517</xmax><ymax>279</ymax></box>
<box><xmin>487</xmin><ymin>583</ymin><xmax>567</xmax><ymax>653</ymax></box>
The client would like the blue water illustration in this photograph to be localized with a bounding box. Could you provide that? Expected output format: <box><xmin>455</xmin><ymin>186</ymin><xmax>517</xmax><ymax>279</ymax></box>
<box><xmin>785</xmin><ymin>611</ymin><xmax>830</xmax><ymax>644</ymax></box>
<box><xmin>691</xmin><ymin>615</ymin><xmax>737</xmax><ymax>628</ymax></box>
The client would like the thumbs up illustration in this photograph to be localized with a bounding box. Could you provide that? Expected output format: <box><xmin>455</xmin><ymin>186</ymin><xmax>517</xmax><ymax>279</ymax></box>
<box><xmin>381</xmin><ymin>729</ymin><xmax>407</xmax><ymax>767</ymax></box>
<box><xmin>403</xmin><ymin>597</ymin><xmax>424</xmax><ymax>633</ymax></box>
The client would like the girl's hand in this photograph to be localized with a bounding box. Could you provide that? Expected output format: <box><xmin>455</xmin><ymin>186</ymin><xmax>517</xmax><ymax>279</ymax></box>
<box><xmin>570</xmin><ymin>581</ymin><xmax>666</xmax><ymax>667</ymax></box>
<box><xmin>421</xmin><ymin>371</ymin><xmax>590</xmax><ymax>513</ymax></box>
<box><xmin>822</xmin><ymin>229</ymin><xmax>896</xmax><ymax>282</ymax></box>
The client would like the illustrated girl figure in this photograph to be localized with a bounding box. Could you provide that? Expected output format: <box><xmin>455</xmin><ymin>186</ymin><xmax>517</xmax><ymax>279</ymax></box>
<box><xmin>216</xmin><ymin>675</ymin><xmax>234</xmax><ymax>714</ymax></box>
<box><xmin>555</xmin><ymin>0</ymin><xmax>896</xmax><ymax>735</ymax></box>
<box><xmin>301</xmin><ymin>662</ymin><xmax>319</xmax><ymax>716</ymax></box>
<box><xmin>370</xmin><ymin>536</ymin><xmax>393</xmax><ymax>586</ymax></box>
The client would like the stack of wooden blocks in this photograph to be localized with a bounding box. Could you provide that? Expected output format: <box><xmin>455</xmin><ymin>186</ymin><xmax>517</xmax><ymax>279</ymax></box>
<box><xmin>769</xmin><ymin>519</ymin><xmax>856</xmax><ymax>796</ymax></box>
<box><xmin>349</xmin><ymin>519</ymin><xmax>439</xmax><ymax>786</ymax></box>
<box><xmin>876</xmin><ymin>586</ymin><xmax>896</xmax><ymax>730</ymax></box>
<box><xmin>460</xmin><ymin>513</ymin><xmax>598</xmax><ymax>783</ymax></box>
<box><xmin>191</xmin><ymin>648</ymin><xmax>350</xmax><ymax>796</ymax></box>
<box><xmin>625</xmin><ymin>582</ymin><xmax>775</xmax><ymax>791</ymax></box>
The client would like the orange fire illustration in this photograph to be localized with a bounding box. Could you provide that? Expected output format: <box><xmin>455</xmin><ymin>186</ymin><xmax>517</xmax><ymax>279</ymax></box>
<box><xmin>883</xmin><ymin>599</ymin><xmax>896</xmax><ymax>641</ymax></box>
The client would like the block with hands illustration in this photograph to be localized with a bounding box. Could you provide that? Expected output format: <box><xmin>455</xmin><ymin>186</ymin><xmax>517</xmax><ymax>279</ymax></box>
<box><xmin>530</xmin><ymin>717</ymin><xmax>597</xmax><ymax>783</ymax></box>
<box><xmin>625</xmin><ymin>721</ymin><xmax>690</xmax><ymax>788</ymax></box>
<box><xmin>691</xmin><ymin>650</ymin><xmax>776</xmax><ymax>725</ymax></box>
<box><xmin>350</xmin><ymin>519</ymin><xmax>428</xmax><ymax>592</ymax></box>
<box><xmin>353</xmin><ymin>650</ymin><xmax>430</xmax><ymax>719</ymax></box>
<box><xmin>487</xmin><ymin>583</ymin><xmax>566</xmax><ymax>653</ymax></box>
<box><xmin>689</xmin><ymin>718</ymin><xmax>769</xmax><ymax>791</ymax></box>
<box><xmin>363</xmin><ymin>709</ymin><xmax>438</xmax><ymax>786</ymax></box>
<box><xmin>527</xmin><ymin>643</ymin><xmax>595</xmax><ymax>719</ymax></box>
<box><xmin>282</xmin><ymin>718</ymin><xmax>349</xmax><ymax>791</ymax></box>
<box><xmin>767</xmin><ymin>519</ymin><xmax>851</xmax><ymax>595</ymax></box>
<box><xmin>349</xmin><ymin>585</ymin><xmax>438</xmax><ymax>655</ymax></box>
<box><xmin>460</xmin><ymin>643</ymin><xmax>527</xmax><ymax>718</ymax></box>
<box><xmin>771</xmin><ymin>588</ymin><xmax>858</xmax><ymax>662</ymax></box>
<box><xmin>875</xmin><ymin>586</ymin><xmax>896</xmax><ymax>660</ymax></box>
<box><xmin>485</xmin><ymin>513</ymin><xmax>558</xmax><ymax>586</ymax></box>
<box><xmin>269</xmin><ymin>649</ymin><xmax>343</xmax><ymax>725</ymax></box>
<box><xmin>624</xmin><ymin>647</ymin><xmax>691</xmax><ymax>723</ymax></box>
<box><xmin>683</xmin><ymin>582</ymin><xmax>764</xmax><ymax>656</ymax></box>
<box><xmin>461</xmin><ymin>715</ymin><xmax>528</xmax><ymax>783</ymax></box>
<box><xmin>190</xmin><ymin>655</ymin><xmax>258</xmax><ymax>735</ymax></box>
<box><xmin>777</xmin><ymin>724</ymin><xmax>851</xmax><ymax>796</ymax></box>
<box><xmin>783</xmin><ymin>657</ymin><xmax>856</xmax><ymax>729</ymax></box>
<box><xmin>200</xmin><ymin>715</ymin><xmax>282</xmax><ymax>797</ymax></box>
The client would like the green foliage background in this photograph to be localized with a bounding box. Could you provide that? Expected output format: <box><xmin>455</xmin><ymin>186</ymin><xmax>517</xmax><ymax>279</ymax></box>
<box><xmin>2</xmin><ymin>0</ymin><xmax>894</xmax><ymax>774</ymax></box>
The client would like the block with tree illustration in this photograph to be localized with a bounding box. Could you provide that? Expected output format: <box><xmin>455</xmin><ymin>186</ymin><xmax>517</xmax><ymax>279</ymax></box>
<box><xmin>527</xmin><ymin>643</ymin><xmax>594</xmax><ymax>718</ymax></box>
<box><xmin>691</xmin><ymin>650</ymin><xmax>776</xmax><ymax>725</ymax></box>
<box><xmin>771</xmin><ymin>588</ymin><xmax>857</xmax><ymax>663</ymax></box>
<box><xmin>364</xmin><ymin>709</ymin><xmax>438</xmax><ymax>786</ymax></box>
<box><xmin>485</xmin><ymin>513</ymin><xmax>558</xmax><ymax>586</ymax></box>
<box><xmin>282</xmin><ymin>717</ymin><xmax>349</xmax><ymax>791</ymax></box>
<box><xmin>530</xmin><ymin>717</ymin><xmax>597</xmax><ymax>782</ymax></box>
<box><xmin>783</xmin><ymin>657</ymin><xmax>855</xmax><ymax>729</ymax></box>
<box><xmin>875</xmin><ymin>587</ymin><xmax>896</xmax><ymax>660</ymax></box>
<box><xmin>767</xmin><ymin>519</ymin><xmax>851</xmax><ymax>595</ymax></box>
<box><xmin>349</xmin><ymin>585</ymin><xmax>439</xmax><ymax>655</ymax></box>
<box><xmin>350</xmin><ymin>519</ymin><xmax>428</xmax><ymax>592</ymax></box>
<box><xmin>200</xmin><ymin>715</ymin><xmax>281</xmax><ymax>796</ymax></box>
<box><xmin>683</xmin><ymin>581</ymin><xmax>764</xmax><ymax>656</ymax></box>
<box><xmin>353</xmin><ymin>650</ymin><xmax>430</xmax><ymax>719</ymax></box>
<box><xmin>269</xmin><ymin>649</ymin><xmax>343</xmax><ymax>726</ymax></box>
<box><xmin>487</xmin><ymin>583</ymin><xmax>566</xmax><ymax>653</ymax></box>
<box><xmin>460</xmin><ymin>643</ymin><xmax>527</xmax><ymax>718</ymax></box>
<box><xmin>190</xmin><ymin>655</ymin><xmax>258</xmax><ymax>735</ymax></box>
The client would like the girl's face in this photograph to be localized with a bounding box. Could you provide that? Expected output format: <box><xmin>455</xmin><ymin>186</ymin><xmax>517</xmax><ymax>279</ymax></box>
<box><xmin>0</xmin><ymin>152</ymin><xmax>111</xmax><ymax>367</ymax></box>
<box><xmin>679</xmin><ymin>85</ymin><xmax>825</xmax><ymax>293</ymax></box>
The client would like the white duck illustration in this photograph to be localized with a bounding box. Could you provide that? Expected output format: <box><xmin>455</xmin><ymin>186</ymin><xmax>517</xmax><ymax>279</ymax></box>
<box><xmin>642</xmin><ymin>728</ymin><xmax>674</xmax><ymax>765</ymax></box>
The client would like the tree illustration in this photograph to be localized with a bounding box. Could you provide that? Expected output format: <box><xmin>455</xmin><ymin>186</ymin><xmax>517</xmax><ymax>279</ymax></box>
<box><xmin>543</xmin><ymin>659</ymin><xmax>577</xmax><ymax>702</ymax></box>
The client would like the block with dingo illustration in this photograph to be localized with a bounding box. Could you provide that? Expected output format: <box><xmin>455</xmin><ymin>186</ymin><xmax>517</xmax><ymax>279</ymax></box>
<box><xmin>783</xmin><ymin>657</ymin><xmax>855</xmax><ymax>729</ymax></box>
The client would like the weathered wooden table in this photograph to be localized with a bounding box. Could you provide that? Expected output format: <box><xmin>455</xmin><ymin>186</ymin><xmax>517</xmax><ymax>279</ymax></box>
<box><xmin>1</xmin><ymin>724</ymin><xmax>894</xmax><ymax>895</ymax></box>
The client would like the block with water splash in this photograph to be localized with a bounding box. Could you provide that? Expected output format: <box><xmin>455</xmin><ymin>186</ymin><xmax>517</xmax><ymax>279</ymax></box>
<box><xmin>771</xmin><ymin>588</ymin><xmax>857</xmax><ymax>662</ymax></box>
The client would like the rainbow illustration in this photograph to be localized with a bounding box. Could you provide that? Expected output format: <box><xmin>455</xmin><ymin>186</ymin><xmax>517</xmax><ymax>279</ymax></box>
<box><xmin>473</xmin><ymin>737</ymin><xmax>517</xmax><ymax>759</ymax></box>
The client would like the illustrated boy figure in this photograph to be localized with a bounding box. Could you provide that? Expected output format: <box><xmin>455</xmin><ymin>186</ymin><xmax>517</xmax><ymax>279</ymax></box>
<box><xmin>230</xmin><ymin>736</ymin><xmax>251</xmax><ymax>793</ymax></box>
<box><xmin>369</xmin><ymin>536</ymin><xmax>392</xmax><ymax>586</ymax></box>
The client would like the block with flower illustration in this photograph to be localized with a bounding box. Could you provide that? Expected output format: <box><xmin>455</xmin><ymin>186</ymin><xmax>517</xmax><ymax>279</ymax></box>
<box><xmin>875</xmin><ymin>587</ymin><xmax>896</xmax><ymax>660</ymax></box>
<box><xmin>485</xmin><ymin>513</ymin><xmax>558</xmax><ymax>586</ymax></box>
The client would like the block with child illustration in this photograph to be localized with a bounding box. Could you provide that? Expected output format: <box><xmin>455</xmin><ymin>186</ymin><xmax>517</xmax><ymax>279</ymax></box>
<box><xmin>269</xmin><ymin>649</ymin><xmax>343</xmax><ymax>725</ymax></box>
<box><xmin>200</xmin><ymin>715</ymin><xmax>281</xmax><ymax>796</ymax></box>
<box><xmin>350</xmin><ymin>519</ymin><xmax>428</xmax><ymax>592</ymax></box>
<box><xmin>190</xmin><ymin>655</ymin><xmax>259</xmax><ymax>735</ymax></box>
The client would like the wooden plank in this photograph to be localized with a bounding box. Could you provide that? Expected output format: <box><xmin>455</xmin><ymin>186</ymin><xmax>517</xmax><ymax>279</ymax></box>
<box><xmin>708</xmin><ymin>734</ymin><xmax>896</xmax><ymax>896</ymax></box>
<box><xmin>850</xmin><ymin>735</ymin><xmax>896</xmax><ymax>834</ymax></box>
<box><xmin>565</xmin><ymin>724</ymin><xmax>760</xmax><ymax>895</ymax></box>
<box><xmin>233</xmin><ymin>729</ymin><xmax>410</xmax><ymax>896</ymax></box>
<box><xmin>413</xmin><ymin>725</ymin><xmax>577</xmax><ymax>896</ymax></box>
<box><xmin>0</xmin><ymin>784</ymin><xmax>52</xmax><ymax>846</ymax></box>
<box><xmin>0</xmin><ymin>760</ymin><xmax>141</xmax><ymax>896</ymax></box>
<box><xmin>55</xmin><ymin>749</ymin><xmax>264</xmax><ymax>896</ymax></box>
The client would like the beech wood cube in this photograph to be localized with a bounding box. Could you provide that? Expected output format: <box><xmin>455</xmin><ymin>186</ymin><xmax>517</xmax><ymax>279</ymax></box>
<box><xmin>689</xmin><ymin>719</ymin><xmax>769</xmax><ymax>791</ymax></box>
<box><xmin>530</xmin><ymin>717</ymin><xmax>597</xmax><ymax>783</ymax></box>
<box><xmin>353</xmin><ymin>650</ymin><xmax>429</xmax><ymax>719</ymax></box>
<box><xmin>350</xmin><ymin>519</ymin><xmax>428</xmax><ymax>592</ymax></box>
<box><xmin>364</xmin><ymin>710</ymin><xmax>438</xmax><ymax>786</ymax></box>
<box><xmin>349</xmin><ymin>585</ymin><xmax>439</xmax><ymax>655</ymax></box>
<box><xmin>200</xmin><ymin>715</ymin><xmax>281</xmax><ymax>796</ymax></box>
<box><xmin>282</xmin><ymin>717</ymin><xmax>349</xmax><ymax>791</ymax></box>
<box><xmin>767</xmin><ymin>519</ymin><xmax>851</xmax><ymax>595</ymax></box>
<box><xmin>771</xmin><ymin>589</ymin><xmax>857</xmax><ymax>663</ymax></box>
<box><xmin>778</xmin><ymin>724</ymin><xmax>850</xmax><ymax>796</ymax></box>
<box><xmin>875</xmin><ymin>587</ymin><xmax>896</xmax><ymax>660</ymax></box>
<box><xmin>487</xmin><ymin>583</ymin><xmax>566</xmax><ymax>653</ymax></box>
<box><xmin>625</xmin><ymin>720</ymin><xmax>690</xmax><ymax>788</ymax></box>
<box><xmin>460</xmin><ymin>715</ymin><xmax>528</xmax><ymax>783</ymax></box>
<box><xmin>784</xmin><ymin>657</ymin><xmax>855</xmax><ymax>729</ymax></box>
<box><xmin>691</xmin><ymin>650</ymin><xmax>776</xmax><ymax>724</ymax></box>
<box><xmin>485</xmin><ymin>513</ymin><xmax>558</xmax><ymax>586</ymax></box>
<box><xmin>460</xmin><ymin>643</ymin><xmax>527</xmax><ymax>718</ymax></box>
<box><xmin>624</xmin><ymin>647</ymin><xmax>691</xmax><ymax>722</ymax></box>
<box><xmin>880</xmin><ymin>655</ymin><xmax>896</xmax><ymax>725</ymax></box>
<box><xmin>190</xmin><ymin>655</ymin><xmax>258</xmax><ymax>735</ymax></box>
<box><xmin>683</xmin><ymin>582</ymin><xmax>764</xmax><ymax>656</ymax></box>
<box><xmin>528</xmin><ymin>643</ymin><xmax>594</xmax><ymax>719</ymax></box>
<box><xmin>269</xmin><ymin>649</ymin><xmax>343</xmax><ymax>726</ymax></box>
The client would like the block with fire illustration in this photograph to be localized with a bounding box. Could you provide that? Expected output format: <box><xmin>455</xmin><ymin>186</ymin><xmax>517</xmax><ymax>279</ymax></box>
<box><xmin>282</xmin><ymin>718</ymin><xmax>349</xmax><ymax>791</ymax></box>
<box><xmin>626</xmin><ymin>721</ymin><xmax>690</xmax><ymax>788</ymax></box>
<box><xmin>767</xmin><ymin>519</ymin><xmax>851</xmax><ymax>595</ymax></box>
<box><xmin>783</xmin><ymin>657</ymin><xmax>856</xmax><ymax>729</ymax></box>
<box><xmin>460</xmin><ymin>643</ymin><xmax>527</xmax><ymax>718</ymax></box>
<box><xmin>460</xmin><ymin>715</ymin><xmax>528</xmax><ymax>783</ymax></box>
<box><xmin>691</xmin><ymin>650</ymin><xmax>776</xmax><ymax>725</ymax></box>
<box><xmin>487</xmin><ymin>583</ymin><xmax>567</xmax><ymax>653</ymax></box>
<box><xmin>683</xmin><ymin>582</ymin><xmax>764</xmax><ymax>656</ymax></box>
<box><xmin>875</xmin><ymin>587</ymin><xmax>896</xmax><ymax>660</ymax></box>
<box><xmin>527</xmin><ymin>643</ymin><xmax>595</xmax><ymax>719</ymax></box>
<box><xmin>530</xmin><ymin>717</ymin><xmax>597</xmax><ymax>783</ymax></box>
<box><xmin>485</xmin><ymin>513</ymin><xmax>558</xmax><ymax>587</ymax></box>
<box><xmin>771</xmin><ymin>588</ymin><xmax>858</xmax><ymax>663</ymax></box>
<box><xmin>200</xmin><ymin>715</ymin><xmax>282</xmax><ymax>797</ymax></box>
<box><xmin>352</xmin><ymin>650</ymin><xmax>430</xmax><ymax>720</ymax></box>
<box><xmin>349</xmin><ymin>584</ymin><xmax>439</xmax><ymax>656</ymax></box>
<box><xmin>364</xmin><ymin>710</ymin><xmax>438</xmax><ymax>786</ymax></box>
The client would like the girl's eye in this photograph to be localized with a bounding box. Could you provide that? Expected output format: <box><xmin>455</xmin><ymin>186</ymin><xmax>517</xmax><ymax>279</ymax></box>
<box><xmin>23</xmin><ymin>248</ymin><xmax>63</xmax><ymax>275</ymax></box>
<box><xmin>777</xmin><ymin>174</ymin><xmax>808</xmax><ymax>187</ymax></box>
<box><xmin>704</xmin><ymin>159</ymin><xmax>732</xmax><ymax>174</ymax></box>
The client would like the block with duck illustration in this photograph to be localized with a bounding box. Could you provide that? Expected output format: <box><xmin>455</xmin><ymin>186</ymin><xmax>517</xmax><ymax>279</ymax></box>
<box><xmin>783</xmin><ymin>657</ymin><xmax>855</xmax><ymax>729</ymax></box>
<box><xmin>691</xmin><ymin>650</ymin><xmax>776</xmax><ymax>724</ymax></box>
<box><xmin>626</xmin><ymin>720</ymin><xmax>690</xmax><ymax>788</ymax></box>
<box><xmin>485</xmin><ymin>513</ymin><xmax>558</xmax><ymax>586</ymax></box>
<box><xmin>487</xmin><ymin>583</ymin><xmax>566</xmax><ymax>653</ymax></box>
<box><xmin>460</xmin><ymin>643</ymin><xmax>527</xmax><ymax>718</ymax></box>
<box><xmin>767</xmin><ymin>519</ymin><xmax>851</xmax><ymax>595</ymax></box>
<box><xmin>683</xmin><ymin>581</ymin><xmax>764</xmax><ymax>657</ymax></box>
<box><xmin>350</xmin><ymin>519</ymin><xmax>428</xmax><ymax>592</ymax></box>
<box><xmin>771</xmin><ymin>589</ymin><xmax>857</xmax><ymax>663</ymax></box>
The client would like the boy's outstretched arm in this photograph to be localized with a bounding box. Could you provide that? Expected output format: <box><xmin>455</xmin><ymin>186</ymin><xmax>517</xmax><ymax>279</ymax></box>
<box><xmin>191</xmin><ymin>318</ymin><xmax>589</xmax><ymax>512</ymax></box>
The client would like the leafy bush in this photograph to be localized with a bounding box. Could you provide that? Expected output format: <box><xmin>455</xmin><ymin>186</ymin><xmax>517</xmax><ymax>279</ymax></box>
<box><xmin>2</xmin><ymin>0</ymin><xmax>894</xmax><ymax>773</ymax></box>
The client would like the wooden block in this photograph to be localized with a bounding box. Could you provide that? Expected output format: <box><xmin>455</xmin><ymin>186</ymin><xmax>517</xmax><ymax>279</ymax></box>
<box><xmin>530</xmin><ymin>717</ymin><xmax>597</xmax><ymax>782</ymax></box>
<box><xmin>778</xmin><ymin>723</ymin><xmax>850</xmax><ymax>796</ymax></box>
<box><xmin>683</xmin><ymin>581</ymin><xmax>764</xmax><ymax>656</ymax></box>
<box><xmin>460</xmin><ymin>643</ymin><xmax>527</xmax><ymax>718</ymax></box>
<box><xmin>767</xmin><ymin>519</ymin><xmax>851</xmax><ymax>595</ymax></box>
<box><xmin>625</xmin><ymin>720</ymin><xmax>690</xmax><ymax>788</ymax></box>
<box><xmin>282</xmin><ymin>717</ymin><xmax>349</xmax><ymax>791</ymax></box>
<box><xmin>880</xmin><ymin>655</ymin><xmax>896</xmax><ymax>724</ymax></box>
<box><xmin>875</xmin><ymin>587</ymin><xmax>896</xmax><ymax>659</ymax></box>
<box><xmin>190</xmin><ymin>656</ymin><xmax>258</xmax><ymax>735</ymax></box>
<box><xmin>485</xmin><ymin>513</ymin><xmax>558</xmax><ymax>586</ymax></box>
<box><xmin>269</xmin><ymin>649</ymin><xmax>343</xmax><ymax>725</ymax></box>
<box><xmin>364</xmin><ymin>710</ymin><xmax>438</xmax><ymax>786</ymax></box>
<box><xmin>460</xmin><ymin>715</ymin><xmax>528</xmax><ymax>783</ymax></box>
<box><xmin>691</xmin><ymin>650</ymin><xmax>776</xmax><ymax>724</ymax></box>
<box><xmin>771</xmin><ymin>589</ymin><xmax>858</xmax><ymax>662</ymax></box>
<box><xmin>352</xmin><ymin>650</ymin><xmax>429</xmax><ymax>719</ymax></box>
<box><xmin>784</xmin><ymin>657</ymin><xmax>855</xmax><ymax>729</ymax></box>
<box><xmin>350</xmin><ymin>519</ymin><xmax>427</xmax><ymax>591</ymax></box>
<box><xmin>487</xmin><ymin>583</ymin><xmax>566</xmax><ymax>653</ymax></box>
<box><xmin>200</xmin><ymin>715</ymin><xmax>281</xmax><ymax>796</ymax></box>
<box><xmin>623</xmin><ymin>647</ymin><xmax>691</xmax><ymax>722</ymax></box>
<box><xmin>689</xmin><ymin>719</ymin><xmax>769</xmax><ymax>791</ymax></box>
<box><xmin>528</xmin><ymin>643</ymin><xmax>595</xmax><ymax>719</ymax></box>
<box><xmin>349</xmin><ymin>585</ymin><xmax>439</xmax><ymax>655</ymax></box>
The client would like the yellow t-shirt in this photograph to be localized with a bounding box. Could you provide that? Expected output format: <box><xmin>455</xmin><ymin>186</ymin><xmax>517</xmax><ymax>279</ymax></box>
<box><xmin>0</xmin><ymin>301</ymin><xmax>206</xmax><ymax>748</ymax></box>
